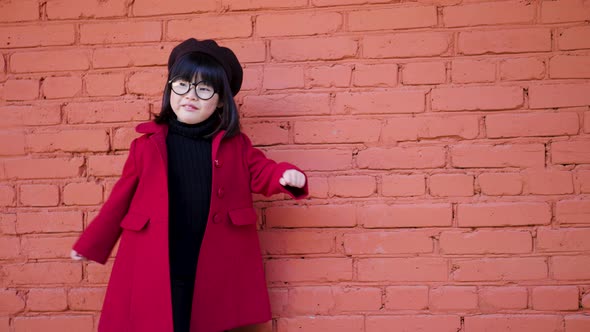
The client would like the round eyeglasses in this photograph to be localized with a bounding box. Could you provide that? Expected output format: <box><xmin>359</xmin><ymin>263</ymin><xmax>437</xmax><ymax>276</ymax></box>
<box><xmin>168</xmin><ymin>77</ymin><xmax>216</xmax><ymax>100</ymax></box>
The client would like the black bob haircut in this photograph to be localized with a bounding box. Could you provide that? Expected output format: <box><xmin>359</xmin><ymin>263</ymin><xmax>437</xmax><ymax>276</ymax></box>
<box><xmin>154</xmin><ymin>52</ymin><xmax>241</xmax><ymax>138</ymax></box>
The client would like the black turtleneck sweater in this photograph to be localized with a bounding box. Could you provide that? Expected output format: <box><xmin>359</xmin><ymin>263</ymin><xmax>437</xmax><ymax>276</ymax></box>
<box><xmin>167</xmin><ymin>116</ymin><xmax>218</xmax><ymax>281</ymax></box>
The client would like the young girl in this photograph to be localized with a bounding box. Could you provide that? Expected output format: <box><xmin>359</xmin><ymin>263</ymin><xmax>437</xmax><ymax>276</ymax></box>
<box><xmin>71</xmin><ymin>38</ymin><xmax>308</xmax><ymax>332</ymax></box>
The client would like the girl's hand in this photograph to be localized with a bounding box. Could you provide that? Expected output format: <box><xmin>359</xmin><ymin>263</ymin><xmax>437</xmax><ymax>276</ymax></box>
<box><xmin>70</xmin><ymin>249</ymin><xmax>87</xmax><ymax>261</ymax></box>
<box><xmin>279</xmin><ymin>169</ymin><xmax>306</xmax><ymax>188</ymax></box>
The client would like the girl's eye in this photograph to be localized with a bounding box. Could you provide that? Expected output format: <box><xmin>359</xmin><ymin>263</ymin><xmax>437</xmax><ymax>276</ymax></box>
<box><xmin>198</xmin><ymin>87</ymin><xmax>213</xmax><ymax>92</ymax></box>
<box><xmin>176</xmin><ymin>81</ymin><xmax>189</xmax><ymax>87</ymax></box>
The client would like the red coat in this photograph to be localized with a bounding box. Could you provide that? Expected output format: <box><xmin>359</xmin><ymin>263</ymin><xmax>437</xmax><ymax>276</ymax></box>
<box><xmin>73</xmin><ymin>121</ymin><xmax>308</xmax><ymax>332</ymax></box>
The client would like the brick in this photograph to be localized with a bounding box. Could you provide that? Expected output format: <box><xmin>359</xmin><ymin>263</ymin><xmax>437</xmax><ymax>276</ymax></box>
<box><xmin>16</xmin><ymin>211</ymin><xmax>83</xmax><ymax>234</ymax></box>
<box><xmin>258</xmin><ymin>231</ymin><xmax>334</xmax><ymax>255</ymax></box>
<box><xmin>0</xmin><ymin>0</ymin><xmax>38</xmax><ymax>22</ymax></box>
<box><xmin>552</xmin><ymin>140</ymin><xmax>590</xmax><ymax>164</ymax></box>
<box><xmin>93</xmin><ymin>45</ymin><xmax>170</xmax><ymax>68</ymax></box>
<box><xmin>558</xmin><ymin>26</ymin><xmax>590</xmax><ymax>50</ymax></box>
<box><xmin>359</xmin><ymin>203</ymin><xmax>451</xmax><ymax>228</ymax></box>
<box><xmin>451</xmin><ymin>59</ymin><xmax>495</xmax><ymax>83</ymax></box>
<box><xmin>0</xmin><ymin>213</ymin><xmax>17</xmax><ymax>235</ymax></box>
<box><xmin>458</xmin><ymin>202</ymin><xmax>550</xmax><ymax>227</ymax></box>
<box><xmin>556</xmin><ymin>200</ymin><xmax>590</xmax><ymax>224</ymax></box>
<box><xmin>286</xmin><ymin>286</ymin><xmax>381</xmax><ymax>314</ymax></box>
<box><xmin>382</xmin><ymin>174</ymin><xmax>425</xmax><ymax>197</ymax></box>
<box><xmin>385</xmin><ymin>286</ymin><xmax>428</xmax><ymax>310</ymax></box>
<box><xmin>167</xmin><ymin>16</ymin><xmax>251</xmax><ymax>40</ymax></box>
<box><xmin>342</xmin><ymin>230</ymin><xmax>433</xmax><ymax>254</ymax></box>
<box><xmin>3</xmin><ymin>78</ymin><xmax>39</xmax><ymax>101</ymax></box>
<box><xmin>334</xmin><ymin>90</ymin><xmax>426</xmax><ymax>114</ymax></box>
<box><xmin>357</xmin><ymin>146</ymin><xmax>446</xmax><ymax>169</ymax></box>
<box><xmin>294</xmin><ymin>119</ymin><xmax>381</xmax><ymax>144</ymax></box>
<box><xmin>242</xmin><ymin>93</ymin><xmax>330</xmax><ymax>117</ymax></box>
<box><xmin>224</xmin><ymin>0</ymin><xmax>307</xmax><ymax>10</ymax></box>
<box><xmin>0</xmin><ymin>104</ymin><xmax>61</xmax><ymax>128</ymax></box>
<box><xmin>65</xmin><ymin>100</ymin><xmax>149</xmax><ymax>124</ymax></box>
<box><xmin>479</xmin><ymin>287</ymin><xmax>528</xmax><ymax>311</ymax></box>
<box><xmin>133</xmin><ymin>0</ymin><xmax>216</xmax><ymax>16</ymax></box>
<box><xmin>271</xmin><ymin>36</ymin><xmax>358</xmax><ymax>61</ymax></box>
<box><xmin>432</xmin><ymin>86</ymin><xmax>522</xmax><ymax>111</ymax></box>
<box><xmin>63</xmin><ymin>182</ymin><xmax>103</xmax><ymax>206</ymax></box>
<box><xmin>451</xmin><ymin>143</ymin><xmax>545</xmax><ymax>168</ymax></box>
<box><xmin>402</xmin><ymin>62</ymin><xmax>446</xmax><ymax>85</ymax></box>
<box><xmin>47</xmin><ymin>0</ymin><xmax>127</xmax><ymax>19</ymax></box>
<box><xmin>584</xmin><ymin>293</ymin><xmax>590</xmax><ymax>309</ymax></box>
<box><xmin>87</xmin><ymin>261</ymin><xmax>113</xmax><ymax>284</ymax></box>
<box><xmin>3</xmin><ymin>262</ymin><xmax>81</xmax><ymax>285</ymax></box>
<box><xmin>42</xmin><ymin>76</ymin><xmax>82</xmax><ymax>99</ymax></box>
<box><xmin>241</xmin><ymin>121</ymin><xmax>288</xmax><ymax>146</ymax></box>
<box><xmin>221</xmin><ymin>40</ymin><xmax>266</xmax><ymax>63</ymax></box>
<box><xmin>328</xmin><ymin>175</ymin><xmax>376</xmax><ymax>197</ymax></box>
<box><xmin>364</xmin><ymin>32</ymin><xmax>452</xmax><ymax>58</ymax></box>
<box><xmin>285</xmin><ymin>286</ymin><xmax>333</xmax><ymax>314</ymax></box>
<box><xmin>68</xmin><ymin>288</ymin><xmax>105</xmax><ymax>311</ymax></box>
<box><xmin>523</xmin><ymin>170</ymin><xmax>574</xmax><ymax>195</ymax></box>
<box><xmin>349</xmin><ymin>6</ymin><xmax>436</xmax><ymax>31</ymax></box>
<box><xmin>306</xmin><ymin>65</ymin><xmax>352</xmax><ymax>88</ymax></box>
<box><xmin>358</xmin><ymin>258</ymin><xmax>447</xmax><ymax>281</ymax></box>
<box><xmin>578</xmin><ymin>170</ymin><xmax>590</xmax><ymax>193</ymax></box>
<box><xmin>269</xmin><ymin>288</ymin><xmax>288</xmax><ymax>316</ymax></box>
<box><xmin>266</xmin><ymin>205</ymin><xmax>356</xmax><ymax>228</ymax></box>
<box><xmin>532</xmin><ymin>286</ymin><xmax>579</xmax><ymax>311</ymax></box>
<box><xmin>440</xmin><ymin>230</ymin><xmax>532</xmax><ymax>254</ymax></box>
<box><xmin>13</xmin><ymin>315</ymin><xmax>93</xmax><ymax>332</ymax></box>
<box><xmin>241</xmin><ymin>66</ymin><xmax>262</xmax><ymax>91</ymax></box>
<box><xmin>277</xmin><ymin>316</ymin><xmax>364</xmax><ymax>332</ymax></box>
<box><xmin>80</xmin><ymin>21</ymin><xmax>161</xmax><ymax>44</ymax></box>
<box><xmin>263</xmin><ymin>66</ymin><xmax>304</xmax><ymax>90</ymax></box>
<box><xmin>553</xmin><ymin>256</ymin><xmax>590</xmax><ymax>279</ymax></box>
<box><xmin>0</xmin><ymin>131</ymin><xmax>26</xmax><ymax>155</ymax></box>
<box><xmin>265</xmin><ymin>148</ymin><xmax>352</xmax><ymax>171</ymax></box>
<box><xmin>500</xmin><ymin>57</ymin><xmax>545</xmax><ymax>81</ymax></box>
<box><xmin>26</xmin><ymin>129</ymin><xmax>109</xmax><ymax>153</ymax></box>
<box><xmin>529</xmin><ymin>83</ymin><xmax>590</xmax><ymax>109</ymax></box>
<box><xmin>384</xmin><ymin>114</ymin><xmax>479</xmax><ymax>142</ymax></box>
<box><xmin>487</xmin><ymin>112</ymin><xmax>578</xmax><ymax>138</ymax></box>
<box><xmin>11</xmin><ymin>49</ymin><xmax>90</xmax><ymax>73</ymax></box>
<box><xmin>127</xmin><ymin>69</ymin><xmax>167</xmax><ymax>95</ymax></box>
<box><xmin>313</xmin><ymin>0</ymin><xmax>391</xmax><ymax>5</ymax></box>
<box><xmin>19</xmin><ymin>184</ymin><xmax>59</xmax><ymax>207</ymax></box>
<box><xmin>112</xmin><ymin>127</ymin><xmax>140</xmax><ymax>150</ymax></box>
<box><xmin>444</xmin><ymin>1</ymin><xmax>535</xmax><ymax>27</ymax></box>
<box><xmin>566</xmin><ymin>315</ymin><xmax>590</xmax><ymax>332</ymax></box>
<box><xmin>332</xmin><ymin>287</ymin><xmax>381</xmax><ymax>312</ymax></box>
<box><xmin>452</xmin><ymin>257</ymin><xmax>547</xmax><ymax>281</ymax></box>
<box><xmin>585</xmin><ymin>111</ymin><xmax>590</xmax><ymax>133</ymax></box>
<box><xmin>85</xmin><ymin>72</ymin><xmax>125</xmax><ymax>96</ymax></box>
<box><xmin>265</xmin><ymin>258</ymin><xmax>352</xmax><ymax>283</ymax></box>
<box><xmin>21</xmin><ymin>236</ymin><xmax>76</xmax><ymax>259</ymax></box>
<box><xmin>430</xmin><ymin>174</ymin><xmax>474</xmax><ymax>197</ymax></box>
<box><xmin>458</xmin><ymin>29</ymin><xmax>551</xmax><ymax>54</ymax></box>
<box><xmin>308</xmin><ymin>176</ymin><xmax>328</xmax><ymax>199</ymax></box>
<box><xmin>0</xmin><ymin>24</ymin><xmax>74</xmax><ymax>48</ymax></box>
<box><xmin>0</xmin><ymin>289</ymin><xmax>25</xmax><ymax>314</ymax></box>
<box><xmin>366</xmin><ymin>315</ymin><xmax>461</xmax><ymax>332</ymax></box>
<box><xmin>541</xmin><ymin>0</ymin><xmax>590</xmax><ymax>23</ymax></box>
<box><xmin>353</xmin><ymin>63</ymin><xmax>397</xmax><ymax>87</ymax></box>
<box><xmin>0</xmin><ymin>185</ymin><xmax>15</xmax><ymax>206</ymax></box>
<box><xmin>430</xmin><ymin>286</ymin><xmax>477</xmax><ymax>311</ymax></box>
<box><xmin>257</xmin><ymin>12</ymin><xmax>341</xmax><ymax>37</ymax></box>
<box><xmin>0</xmin><ymin>236</ymin><xmax>20</xmax><ymax>259</ymax></box>
<box><xmin>88</xmin><ymin>154</ymin><xmax>128</xmax><ymax>177</ymax></box>
<box><xmin>464</xmin><ymin>315</ymin><xmax>562</xmax><ymax>332</ymax></box>
<box><xmin>478</xmin><ymin>172</ymin><xmax>523</xmax><ymax>195</ymax></box>
<box><xmin>550</xmin><ymin>55</ymin><xmax>590</xmax><ymax>78</ymax></box>
<box><xmin>26</xmin><ymin>288</ymin><xmax>67</xmax><ymax>311</ymax></box>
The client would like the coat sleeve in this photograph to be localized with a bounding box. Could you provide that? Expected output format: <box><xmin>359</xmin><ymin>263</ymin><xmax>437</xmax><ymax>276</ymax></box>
<box><xmin>242</xmin><ymin>134</ymin><xmax>309</xmax><ymax>199</ymax></box>
<box><xmin>72</xmin><ymin>139</ymin><xmax>141</xmax><ymax>264</ymax></box>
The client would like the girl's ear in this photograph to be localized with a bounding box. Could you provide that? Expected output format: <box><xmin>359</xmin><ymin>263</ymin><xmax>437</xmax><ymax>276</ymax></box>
<box><xmin>217</xmin><ymin>100</ymin><xmax>224</xmax><ymax>108</ymax></box>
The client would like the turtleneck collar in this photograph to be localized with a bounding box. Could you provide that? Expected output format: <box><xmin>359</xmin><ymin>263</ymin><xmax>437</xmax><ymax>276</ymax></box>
<box><xmin>167</xmin><ymin>115</ymin><xmax>219</xmax><ymax>139</ymax></box>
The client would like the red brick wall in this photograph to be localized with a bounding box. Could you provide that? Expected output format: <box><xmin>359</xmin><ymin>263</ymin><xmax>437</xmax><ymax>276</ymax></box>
<box><xmin>1</xmin><ymin>0</ymin><xmax>590</xmax><ymax>331</ymax></box>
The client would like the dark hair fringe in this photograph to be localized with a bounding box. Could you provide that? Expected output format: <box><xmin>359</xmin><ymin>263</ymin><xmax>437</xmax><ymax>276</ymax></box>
<box><xmin>153</xmin><ymin>52</ymin><xmax>240</xmax><ymax>138</ymax></box>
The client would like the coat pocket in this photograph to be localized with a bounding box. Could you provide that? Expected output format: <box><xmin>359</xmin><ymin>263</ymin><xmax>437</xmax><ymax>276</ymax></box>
<box><xmin>228</xmin><ymin>207</ymin><xmax>257</xmax><ymax>226</ymax></box>
<box><xmin>120</xmin><ymin>212</ymin><xmax>150</xmax><ymax>231</ymax></box>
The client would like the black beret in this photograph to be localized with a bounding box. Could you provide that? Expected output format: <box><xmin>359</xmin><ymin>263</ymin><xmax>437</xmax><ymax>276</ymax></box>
<box><xmin>167</xmin><ymin>38</ymin><xmax>243</xmax><ymax>96</ymax></box>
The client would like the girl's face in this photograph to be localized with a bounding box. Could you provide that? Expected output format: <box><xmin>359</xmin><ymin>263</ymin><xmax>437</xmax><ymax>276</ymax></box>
<box><xmin>169</xmin><ymin>74</ymin><xmax>223</xmax><ymax>125</ymax></box>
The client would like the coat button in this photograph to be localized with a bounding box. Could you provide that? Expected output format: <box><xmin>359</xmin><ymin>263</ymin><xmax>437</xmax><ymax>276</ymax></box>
<box><xmin>213</xmin><ymin>213</ymin><xmax>222</xmax><ymax>224</ymax></box>
<box><xmin>217</xmin><ymin>187</ymin><xmax>225</xmax><ymax>198</ymax></box>
<box><xmin>214</xmin><ymin>159</ymin><xmax>223</xmax><ymax>168</ymax></box>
